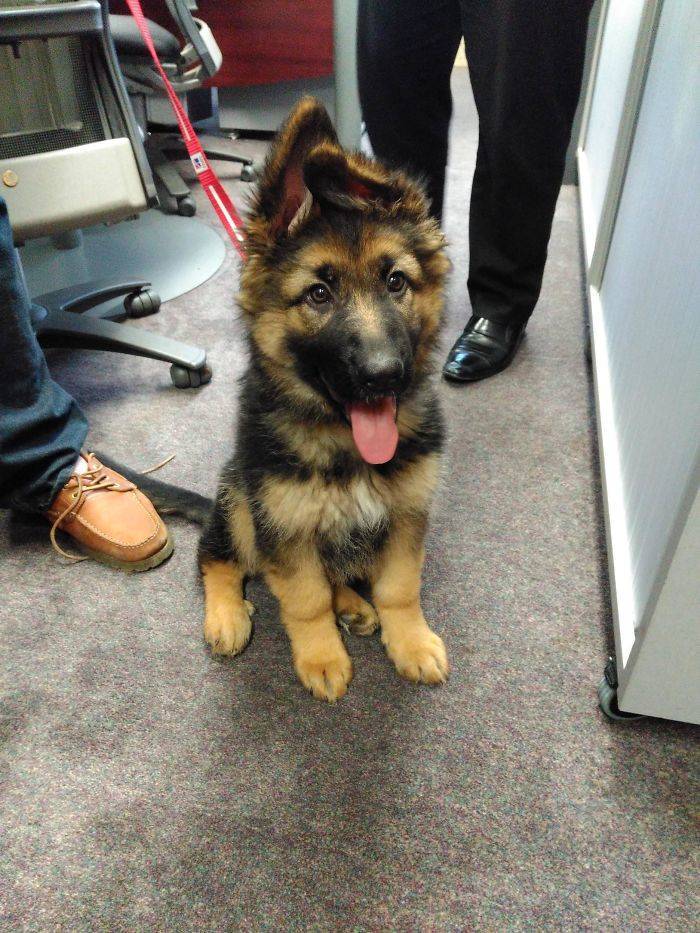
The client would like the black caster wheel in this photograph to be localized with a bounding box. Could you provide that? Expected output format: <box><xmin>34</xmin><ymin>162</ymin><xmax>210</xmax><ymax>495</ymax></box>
<box><xmin>177</xmin><ymin>195</ymin><xmax>196</xmax><ymax>217</ymax></box>
<box><xmin>124</xmin><ymin>288</ymin><xmax>160</xmax><ymax>318</ymax></box>
<box><xmin>597</xmin><ymin>657</ymin><xmax>645</xmax><ymax>722</ymax></box>
<box><xmin>170</xmin><ymin>363</ymin><xmax>212</xmax><ymax>389</ymax></box>
<box><xmin>240</xmin><ymin>163</ymin><xmax>258</xmax><ymax>183</ymax></box>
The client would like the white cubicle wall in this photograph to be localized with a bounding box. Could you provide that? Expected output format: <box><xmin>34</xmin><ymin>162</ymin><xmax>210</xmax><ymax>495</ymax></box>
<box><xmin>579</xmin><ymin>0</ymin><xmax>647</xmax><ymax>249</ymax></box>
<box><xmin>578</xmin><ymin>0</ymin><xmax>700</xmax><ymax>723</ymax></box>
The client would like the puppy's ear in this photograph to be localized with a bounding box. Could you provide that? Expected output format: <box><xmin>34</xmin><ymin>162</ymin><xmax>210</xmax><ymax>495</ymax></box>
<box><xmin>303</xmin><ymin>144</ymin><xmax>432</xmax><ymax>224</ymax></box>
<box><xmin>253</xmin><ymin>97</ymin><xmax>338</xmax><ymax>236</ymax></box>
<box><xmin>303</xmin><ymin>144</ymin><xmax>403</xmax><ymax>211</ymax></box>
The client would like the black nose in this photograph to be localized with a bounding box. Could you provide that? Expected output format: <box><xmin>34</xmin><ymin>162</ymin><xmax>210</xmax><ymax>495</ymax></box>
<box><xmin>358</xmin><ymin>350</ymin><xmax>404</xmax><ymax>392</ymax></box>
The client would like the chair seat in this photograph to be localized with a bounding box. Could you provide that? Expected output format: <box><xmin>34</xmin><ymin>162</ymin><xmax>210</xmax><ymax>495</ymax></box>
<box><xmin>109</xmin><ymin>14</ymin><xmax>180</xmax><ymax>61</ymax></box>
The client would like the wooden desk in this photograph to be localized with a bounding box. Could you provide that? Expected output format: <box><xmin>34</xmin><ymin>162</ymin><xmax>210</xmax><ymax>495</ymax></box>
<box><xmin>114</xmin><ymin>0</ymin><xmax>333</xmax><ymax>87</ymax></box>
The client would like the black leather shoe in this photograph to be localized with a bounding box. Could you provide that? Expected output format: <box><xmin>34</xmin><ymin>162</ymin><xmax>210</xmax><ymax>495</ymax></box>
<box><xmin>442</xmin><ymin>315</ymin><xmax>526</xmax><ymax>383</ymax></box>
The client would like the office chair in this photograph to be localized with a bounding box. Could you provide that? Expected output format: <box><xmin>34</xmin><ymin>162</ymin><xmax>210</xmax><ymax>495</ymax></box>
<box><xmin>111</xmin><ymin>0</ymin><xmax>255</xmax><ymax>216</ymax></box>
<box><xmin>0</xmin><ymin>0</ymin><xmax>211</xmax><ymax>388</ymax></box>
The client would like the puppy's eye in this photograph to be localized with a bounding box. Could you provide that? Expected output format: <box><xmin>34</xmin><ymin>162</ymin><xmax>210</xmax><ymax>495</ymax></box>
<box><xmin>386</xmin><ymin>271</ymin><xmax>407</xmax><ymax>294</ymax></box>
<box><xmin>308</xmin><ymin>283</ymin><xmax>332</xmax><ymax>305</ymax></box>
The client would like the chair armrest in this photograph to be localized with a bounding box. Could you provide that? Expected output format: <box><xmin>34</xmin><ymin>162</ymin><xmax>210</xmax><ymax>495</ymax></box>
<box><xmin>109</xmin><ymin>14</ymin><xmax>181</xmax><ymax>61</ymax></box>
<box><xmin>164</xmin><ymin>0</ymin><xmax>221</xmax><ymax>79</ymax></box>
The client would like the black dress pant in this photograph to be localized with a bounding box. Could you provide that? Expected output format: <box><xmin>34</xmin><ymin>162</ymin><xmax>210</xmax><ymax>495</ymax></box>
<box><xmin>357</xmin><ymin>0</ymin><xmax>594</xmax><ymax>325</ymax></box>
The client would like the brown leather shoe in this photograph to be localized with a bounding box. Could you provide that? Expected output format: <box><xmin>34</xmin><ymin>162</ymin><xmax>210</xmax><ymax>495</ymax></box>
<box><xmin>45</xmin><ymin>452</ymin><xmax>173</xmax><ymax>571</ymax></box>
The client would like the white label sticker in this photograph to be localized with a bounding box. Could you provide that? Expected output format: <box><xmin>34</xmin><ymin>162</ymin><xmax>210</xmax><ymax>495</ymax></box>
<box><xmin>191</xmin><ymin>152</ymin><xmax>207</xmax><ymax>174</ymax></box>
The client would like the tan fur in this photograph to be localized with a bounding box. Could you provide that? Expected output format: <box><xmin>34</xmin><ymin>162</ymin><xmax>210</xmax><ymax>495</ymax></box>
<box><xmin>371</xmin><ymin>521</ymin><xmax>449</xmax><ymax>684</ymax></box>
<box><xmin>256</xmin><ymin>453</ymin><xmax>438</xmax><ymax>555</ymax></box>
<box><xmin>266</xmin><ymin>553</ymin><xmax>353</xmax><ymax>701</ymax></box>
<box><xmin>202</xmin><ymin>560</ymin><xmax>253</xmax><ymax>656</ymax></box>
<box><xmin>371</xmin><ymin>453</ymin><xmax>441</xmax><ymax>516</ymax></box>
<box><xmin>275</xmin><ymin>417</ymin><xmax>357</xmax><ymax>470</ymax></box>
<box><xmin>228</xmin><ymin>499</ymin><xmax>257</xmax><ymax>574</ymax></box>
<box><xmin>260</xmin><ymin>474</ymin><xmax>387</xmax><ymax>544</ymax></box>
<box><xmin>333</xmin><ymin>585</ymin><xmax>379</xmax><ymax>636</ymax></box>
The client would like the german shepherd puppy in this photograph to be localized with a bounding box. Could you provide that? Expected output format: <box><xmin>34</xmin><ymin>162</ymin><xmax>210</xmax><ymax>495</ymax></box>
<box><xmin>196</xmin><ymin>98</ymin><xmax>450</xmax><ymax>701</ymax></box>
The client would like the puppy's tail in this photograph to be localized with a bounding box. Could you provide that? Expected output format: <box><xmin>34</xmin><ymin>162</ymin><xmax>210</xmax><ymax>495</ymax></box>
<box><xmin>96</xmin><ymin>452</ymin><xmax>213</xmax><ymax>524</ymax></box>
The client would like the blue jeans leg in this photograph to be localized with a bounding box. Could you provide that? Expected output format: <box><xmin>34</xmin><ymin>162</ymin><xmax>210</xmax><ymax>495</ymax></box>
<box><xmin>0</xmin><ymin>196</ymin><xmax>88</xmax><ymax>513</ymax></box>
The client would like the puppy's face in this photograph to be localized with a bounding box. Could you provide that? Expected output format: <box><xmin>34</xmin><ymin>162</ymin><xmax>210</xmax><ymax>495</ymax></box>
<box><xmin>240</xmin><ymin>98</ymin><xmax>449</xmax><ymax>463</ymax></box>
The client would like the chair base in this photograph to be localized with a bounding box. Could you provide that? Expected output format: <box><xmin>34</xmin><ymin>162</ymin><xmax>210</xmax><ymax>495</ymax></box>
<box><xmin>20</xmin><ymin>211</ymin><xmax>225</xmax><ymax>388</ymax></box>
<box><xmin>20</xmin><ymin>209</ymin><xmax>226</xmax><ymax>306</ymax></box>
<box><xmin>32</xmin><ymin>279</ymin><xmax>210</xmax><ymax>389</ymax></box>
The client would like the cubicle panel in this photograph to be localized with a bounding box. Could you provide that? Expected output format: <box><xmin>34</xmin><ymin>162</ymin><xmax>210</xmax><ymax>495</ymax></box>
<box><xmin>578</xmin><ymin>0</ymin><xmax>646</xmax><ymax>262</ymax></box>
<box><xmin>597</xmin><ymin>0</ymin><xmax>700</xmax><ymax>637</ymax></box>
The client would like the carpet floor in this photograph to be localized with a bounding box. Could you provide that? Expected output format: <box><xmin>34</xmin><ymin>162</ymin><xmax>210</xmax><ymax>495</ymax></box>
<box><xmin>1</xmin><ymin>77</ymin><xmax>698</xmax><ymax>930</ymax></box>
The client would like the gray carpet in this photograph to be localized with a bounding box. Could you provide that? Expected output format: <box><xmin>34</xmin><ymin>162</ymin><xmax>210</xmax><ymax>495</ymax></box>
<box><xmin>1</xmin><ymin>77</ymin><xmax>698</xmax><ymax>930</ymax></box>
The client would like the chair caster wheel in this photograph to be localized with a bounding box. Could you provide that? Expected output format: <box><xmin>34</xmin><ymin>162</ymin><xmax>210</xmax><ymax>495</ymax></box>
<box><xmin>177</xmin><ymin>195</ymin><xmax>196</xmax><ymax>217</ymax></box>
<box><xmin>124</xmin><ymin>288</ymin><xmax>160</xmax><ymax>318</ymax></box>
<box><xmin>240</xmin><ymin>163</ymin><xmax>258</xmax><ymax>182</ymax></box>
<box><xmin>170</xmin><ymin>363</ymin><xmax>212</xmax><ymax>389</ymax></box>
<box><xmin>597</xmin><ymin>657</ymin><xmax>645</xmax><ymax>723</ymax></box>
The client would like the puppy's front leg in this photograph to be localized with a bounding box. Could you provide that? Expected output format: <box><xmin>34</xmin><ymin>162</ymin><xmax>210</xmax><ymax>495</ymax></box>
<box><xmin>265</xmin><ymin>554</ymin><xmax>352</xmax><ymax>702</ymax></box>
<box><xmin>372</xmin><ymin>522</ymin><xmax>448</xmax><ymax>685</ymax></box>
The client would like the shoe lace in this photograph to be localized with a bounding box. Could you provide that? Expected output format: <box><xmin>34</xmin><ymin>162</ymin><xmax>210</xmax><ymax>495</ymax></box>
<box><xmin>49</xmin><ymin>453</ymin><xmax>175</xmax><ymax>563</ymax></box>
<box><xmin>50</xmin><ymin>466</ymin><xmax>122</xmax><ymax>562</ymax></box>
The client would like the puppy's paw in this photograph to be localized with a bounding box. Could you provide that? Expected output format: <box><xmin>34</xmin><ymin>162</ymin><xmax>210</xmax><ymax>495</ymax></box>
<box><xmin>338</xmin><ymin>605</ymin><xmax>379</xmax><ymax>637</ymax></box>
<box><xmin>383</xmin><ymin>625</ymin><xmax>449</xmax><ymax>685</ymax></box>
<box><xmin>204</xmin><ymin>601</ymin><xmax>253</xmax><ymax>656</ymax></box>
<box><xmin>294</xmin><ymin>643</ymin><xmax>353</xmax><ymax>702</ymax></box>
<box><xmin>334</xmin><ymin>586</ymin><xmax>379</xmax><ymax>636</ymax></box>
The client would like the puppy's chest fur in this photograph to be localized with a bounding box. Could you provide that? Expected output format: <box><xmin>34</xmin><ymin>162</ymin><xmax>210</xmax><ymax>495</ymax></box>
<box><xmin>262</xmin><ymin>468</ymin><xmax>389</xmax><ymax>539</ymax></box>
<box><xmin>250</xmin><ymin>444</ymin><xmax>439</xmax><ymax>580</ymax></box>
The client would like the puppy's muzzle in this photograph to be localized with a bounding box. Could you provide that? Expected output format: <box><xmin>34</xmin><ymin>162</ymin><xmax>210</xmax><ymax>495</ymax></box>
<box><xmin>355</xmin><ymin>349</ymin><xmax>405</xmax><ymax>396</ymax></box>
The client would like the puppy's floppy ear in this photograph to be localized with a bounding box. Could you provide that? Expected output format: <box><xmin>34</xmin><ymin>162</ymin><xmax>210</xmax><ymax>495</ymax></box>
<box><xmin>303</xmin><ymin>144</ymin><xmax>403</xmax><ymax>211</ymax></box>
<box><xmin>253</xmin><ymin>96</ymin><xmax>338</xmax><ymax>236</ymax></box>
<box><xmin>303</xmin><ymin>144</ymin><xmax>432</xmax><ymax>224</ymax></box>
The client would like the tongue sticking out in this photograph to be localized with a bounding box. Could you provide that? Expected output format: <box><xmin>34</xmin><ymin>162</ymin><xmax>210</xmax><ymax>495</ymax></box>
<box><xmin>347</xmin><ymin>397</ymin><xmax>399</xmax><ymax>464</ymax></box>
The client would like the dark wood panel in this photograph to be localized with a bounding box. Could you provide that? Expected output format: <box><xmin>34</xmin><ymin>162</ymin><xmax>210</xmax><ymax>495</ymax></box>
<box><xmin>112</xmin><ymin>1</ymin><xmax>334</xmax><ymax>87</ymax></box>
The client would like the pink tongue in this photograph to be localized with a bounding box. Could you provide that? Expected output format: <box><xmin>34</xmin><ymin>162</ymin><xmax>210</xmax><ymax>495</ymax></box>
<box><xmin>347</xmin><ymin>397</ymin><xmax>399</xmax><ymax>464</ymax></box>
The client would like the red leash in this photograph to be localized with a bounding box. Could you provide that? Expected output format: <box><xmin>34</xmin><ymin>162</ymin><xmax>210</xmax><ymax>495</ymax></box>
<box><xmin>124</xmin><ymin>0</ymin><xmax>248</xmax><ymax>260</ymax></box>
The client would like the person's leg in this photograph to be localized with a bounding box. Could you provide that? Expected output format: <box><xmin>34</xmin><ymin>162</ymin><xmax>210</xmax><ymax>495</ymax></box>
<box><xmin>357</xmin><ymin>0</ymin><xmax>462</xmax><ymax>220</ymax></box>
<box><xmin>0</xmin><ymin>196</ymin><xmax>88</xmax><ymax>512</ymax></box>
<box><xmin>0</xmin><ymin>198</ymin><xmax>172</xmax><ymax>570</ymax></box>
<box><xmin>444</xmin><ymin>0</ymin><xmax>594</xmax><ymax>381</ymax></box>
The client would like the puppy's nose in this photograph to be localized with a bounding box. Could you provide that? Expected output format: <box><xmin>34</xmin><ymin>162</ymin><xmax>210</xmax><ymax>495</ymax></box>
<box><xmin>359</xmin><ymin>351</ymin><xmax>404</xmax><ymax>392</ymax></box>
